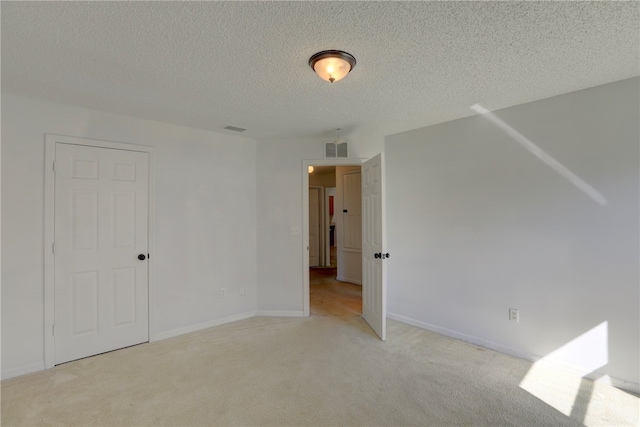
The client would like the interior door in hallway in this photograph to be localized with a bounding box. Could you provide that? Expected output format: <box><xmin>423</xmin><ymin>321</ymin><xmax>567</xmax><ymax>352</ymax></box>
<box><xmin>54</xmin><ymin>143</ymin><xmax>149</xmax><ymax>364</ymax></box>
<box><xmin>309</xmin><ymin>187</ymin><xmax>321</xmax><ymax>267</ymax></box>
<box><xmin>336</xmin><ymin>166</ymin><xmax>362</xmax><ymax>284</ymax></box>
<box><xmin>362</xmin><ymin>153</ymin><xmax>386</xmax><ymax>340</ymax></box>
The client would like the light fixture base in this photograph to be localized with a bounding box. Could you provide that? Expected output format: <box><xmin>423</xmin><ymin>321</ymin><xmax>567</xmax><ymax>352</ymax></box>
<box><xmin>309</xmin><ymin>50</ymin><xmax>356</xmax><ymax>83</ymax></box>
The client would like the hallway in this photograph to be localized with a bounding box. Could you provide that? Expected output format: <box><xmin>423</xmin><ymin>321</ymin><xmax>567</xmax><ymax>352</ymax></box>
<box><xmin>309</xmin><ymin>267</ymin><xmax>362</xmax><ymax>318</ymax></box>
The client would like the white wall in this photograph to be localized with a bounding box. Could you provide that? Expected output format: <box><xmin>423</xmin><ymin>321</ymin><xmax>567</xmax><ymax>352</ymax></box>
<box><xmin>256</xmin><ymin>134</ymin><xmax>380</xmax><ymax>314</ymax></box>
<box><xmin>1</xmin><ymin>93</ymin><xmax>257</xmax><ymax>378</ymax></box>
<box><xmin>256</xmin><ymin>138</ymin><xmax>320</xmax><ymax>314</ymax></box>
<box><xmin>6</xmin><ymin>79</ymin><xmax>635</xmax><ymax>390</ymax></box>
<box><xmin>385</xmin><ymin>78</ymin><xmax>639</xmax><ymax>391</ymax></box>
<box><xmin>309</xmin><ymin>168</ymin><xmax>336</xmax><ymax>188</ymax></box>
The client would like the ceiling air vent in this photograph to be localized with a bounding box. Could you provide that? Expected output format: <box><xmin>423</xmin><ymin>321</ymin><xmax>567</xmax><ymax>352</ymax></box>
<box><xmin>325</xmin><ymin>142</ymin><xmax>348</xmax><ymax>158</ymax></box>
<box><xmin>223</xmin><ymin>125</ymin><xmax>246</xmax><ymax>132</ymax></box>
<box><xmin>325</xmin><ymin>128</ymin><xmax>347</xmax><ymax>158</ymax></box>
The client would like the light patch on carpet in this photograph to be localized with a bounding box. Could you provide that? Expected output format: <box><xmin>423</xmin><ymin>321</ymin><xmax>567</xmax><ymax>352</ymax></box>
<box><xmin>519</xmin><ymin>321</ymin><xmax>638</xmax><ymax>426</ymax></box>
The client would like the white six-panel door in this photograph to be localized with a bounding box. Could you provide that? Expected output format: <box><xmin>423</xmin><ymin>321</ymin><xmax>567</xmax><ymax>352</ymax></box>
<box><xmin>342</xmin><ymin>172</ymin><xmax>362</xmax><ymax>252</ymax></box>
<box><xmin>362</xmin><ymin>153</ymin><xmax>386</xmax><ymax>340</ymax></box>
<box><xmin>309</xmin><ymin>187</ymin><xmax>321</xmax><ymax>267</ymax></box>
<box><xmin>54</xmin><ymin>143</ymin><xmax>149</xmax><ymax>364</ymax></box>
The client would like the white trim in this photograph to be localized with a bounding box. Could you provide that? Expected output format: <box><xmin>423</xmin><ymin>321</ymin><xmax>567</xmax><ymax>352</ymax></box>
<box><xmin>43</xmin><ymin>136</ymin><xmax>56</xmax><ymax>369</ymax></box>
<box><xmin>343</xmin><ymin>248</ymin><xmax>363</xmax><ymax>254</ymax></box>
<box><xmin>606</xmin><ymin>377</ymin><xmax>640</xmax><ymax>395</ymax></box>
<box><xmin>46</xmin><ymin>134</ymin><xmax>155</xmax><ymax>153</ymax></box>
<box><xmin>336</xmin><ymin>276</ymin><xmax>362</xmax><ymax>285</ymax></box>
<box><xmin>255</xmin><ymin>310</ymin><xmax>305</xmax><ymax>317</ymax></box>
<box><xmin>1</xmin><ymin>362</ymin><xmax>46</xmax><ymax>381</ymax></box>
<box><xmin>147</xmin><ymin>149</ymin><xmax>157</xmax><ymax>342</ymax></box>
<box><xmin>387</xmin><ymin>312</ymin><xmax>640</xmax><ymax>395</ymax></box>
<box><xmin>387</xmin><ymin>312</ymin><xmax>532</xmax><ymax>360</ymax></box>
<box><xmin>43</xmin><ymin>134</ymin><xmax>156</xmax><ymax>368</ymax></box>
<box><xmin>155</xmin><ymin>312</ymin><xmax>256</xmax><ymax>341</ymax></box>
<box><xmin>302</xmin><ymin>158</ymin><xmax>366</xmax><ymax>317</ymax></box>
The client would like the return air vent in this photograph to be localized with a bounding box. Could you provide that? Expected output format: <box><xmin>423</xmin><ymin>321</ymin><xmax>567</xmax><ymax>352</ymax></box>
<box><xmin>325</xmin><ymin>128</ymin><xmax>348</xmax><ymax>158</ymax></box>
<box><xmin>223</xmin><ymin>125</ymin><xmax>247</xmax><ymax>132</ymax></box>
<box><xmin>325</xmin><ymin>142</ymin><xmax>348</xmax><ymax>158</ymax></box>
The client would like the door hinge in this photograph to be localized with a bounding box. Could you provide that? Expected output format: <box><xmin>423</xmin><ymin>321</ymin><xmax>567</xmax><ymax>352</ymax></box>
<box><xmin>52</xmin><ymin>161</ymin><xmax>56</xmax><ymax>172</ymax></box>
<box><xmin>52</xmin><ymin>324</ymin><xmax>55</xmax><ymax>336</ymax></box>
<box><xmin>52</xmin><ymin>242</ymin><xmax>55</xmax><ymax>254</ymax></box>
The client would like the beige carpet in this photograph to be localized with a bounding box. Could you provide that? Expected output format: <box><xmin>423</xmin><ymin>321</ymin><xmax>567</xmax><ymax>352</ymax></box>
<box><xmin>2</xmin><ymin>277</ymin><xmax>638</xmax><ymax>426</ymax></box>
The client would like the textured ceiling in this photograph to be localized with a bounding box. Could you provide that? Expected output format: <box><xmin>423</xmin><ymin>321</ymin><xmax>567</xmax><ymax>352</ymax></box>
<box><xmin>2</xmin><ymin>1</ymin><xmax>638</xmax><ymax>140</ymax></box>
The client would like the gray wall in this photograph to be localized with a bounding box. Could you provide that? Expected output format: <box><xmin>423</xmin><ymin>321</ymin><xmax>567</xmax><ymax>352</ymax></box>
<box><xmin>385</xmin><ymin>78</ymin><xmax>639</xmax><ymax>390</ymax></box>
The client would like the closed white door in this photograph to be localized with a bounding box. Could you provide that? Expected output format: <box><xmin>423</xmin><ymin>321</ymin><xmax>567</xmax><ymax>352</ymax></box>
<box><xmin>362</xmin><ymin>154</ymin><xmax>386</xmax><ymax>340</ymax></box>
<box><xmin>342</xmin><ymin>172</ymin><xmax>362</xmax><ymax>251</ymax></box>
<box><xmin>309</xmin><ymin>187</ymin><xmax>321</xmax><ymax>267</ymax></box>
<box><xmin>54</xmin><ymin>143</ymin><xmax>149</xmax><ymax>364</ymax></box>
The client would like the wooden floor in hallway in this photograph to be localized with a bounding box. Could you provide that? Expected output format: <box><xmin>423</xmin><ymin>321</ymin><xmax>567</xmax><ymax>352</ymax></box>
<box><xmin>309</xmin><ymin>266</ymin><xmax>362</xmax><ymax>318</ymax></box>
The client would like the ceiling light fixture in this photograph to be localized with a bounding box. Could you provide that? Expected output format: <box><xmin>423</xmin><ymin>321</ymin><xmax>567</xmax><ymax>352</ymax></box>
<box><xmin>309</xmin><ymin>50</ymin><xmax>356</xmax><ymax>83</ymax></box>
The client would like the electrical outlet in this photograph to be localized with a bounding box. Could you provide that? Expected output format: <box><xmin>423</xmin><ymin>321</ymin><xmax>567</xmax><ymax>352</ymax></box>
<box><xmin>290</xmin><ymin>226</ymin><xmax>299</xmax><ymax>235</ymax></box>
<box><xmin>509</xmin><ymin>308</ymin><xmax>519</xmax><ymax>322</ymax></box>
<box><xmin>239</xmin><ymin>287</ymin><xmax>246</xmax><ymax>296</ymax></box>
<box><xmin>220</xmin><ymin>288</ymin><xmax>226</xmax><ymax>298</ymax></box>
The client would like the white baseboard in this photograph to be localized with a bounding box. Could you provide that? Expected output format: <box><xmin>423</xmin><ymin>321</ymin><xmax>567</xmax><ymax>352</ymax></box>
<box><xmin>336</xmin><ymin>276</ymin><xmax>362</xmax><ymax>285</ymax></box>
<box><xmin>387</xmin><ymin>312</ymin><xmax>532</xmax><ymax>360</ymax></box>
<box><xmin>255</xmin><ymin>310</ymin><xmax>305</xmax><ymax>317</ymax></box>
<box><xmin>387</xmin><ymin>312</ymin><xmax>640</xmax><ymax>395</ymax></box>
<box><xmin>2</xmin><ymin>361</ymin><xmax>46</xmax><ymax>381</ymax></box>
<box><xmin>606</xmin><ymin>377</ymin><xmax>640</xmax><ymax>395</ymax></box>
<box><xmin>154</xmin><ymin>311</ymin><xmax>256</xmax><ymax>341</ymax></box>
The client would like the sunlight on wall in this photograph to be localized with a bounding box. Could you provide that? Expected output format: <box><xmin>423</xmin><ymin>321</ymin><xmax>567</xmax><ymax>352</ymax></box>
<box><xmin>470</xmin><ymin>104</ymin><xmax>608</xmax><ymax>206</ymax></box>
<box><xmin>540</xmin><ymin>321</ymin><xmax>609</xmax><ymax>376</ymax></box>
<box><xmin>519</xmin><ymin>322</ymin><xmax>639</xmax><ymax>426</ymax></box>
<box><xmin>519</xmin><ymin>322</ymin><xmax>608</xmax><ymax>416</ymax></box>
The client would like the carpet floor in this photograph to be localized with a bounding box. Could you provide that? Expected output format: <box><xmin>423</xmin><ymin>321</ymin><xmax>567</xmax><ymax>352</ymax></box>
<box><xmin>2</xmin><ymin>271</ymin><xmax>638</xmax><ymax>426</ymax></box>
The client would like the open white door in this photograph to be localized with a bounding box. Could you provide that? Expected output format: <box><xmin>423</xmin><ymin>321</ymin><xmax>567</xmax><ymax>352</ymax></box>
<box><xmin>362</xmin><ymin>153</ymin><xmax>386</xmax><ymax>340</ymax></box>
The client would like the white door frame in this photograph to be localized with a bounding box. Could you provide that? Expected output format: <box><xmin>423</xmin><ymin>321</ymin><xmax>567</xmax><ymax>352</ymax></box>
<box><xmin>43</xmin><ymin>134</ymin><xmax>156</xmax><ymax>369</ymax></box>
<box><xmin>302</xmin><ymin>158</ymin><xmax>366</xmax><ymax>317</ymax></box>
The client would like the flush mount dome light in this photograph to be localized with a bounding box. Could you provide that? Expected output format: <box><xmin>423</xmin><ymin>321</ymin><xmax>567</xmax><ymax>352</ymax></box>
<box><xmin>309</xmin><ymin>50</ymin><xmax>356</xmax><ymax>83</ymax></box>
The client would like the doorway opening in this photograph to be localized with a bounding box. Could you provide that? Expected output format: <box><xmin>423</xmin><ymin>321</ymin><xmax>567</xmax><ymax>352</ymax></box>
<box><xmin>301</xmin><ymin>158</ymin><xmax>365</xmax><ymax>318</ymax></box>
<box><xmin>303</xmin><ymin>154</ymin><xmax>387</xmax><ymax>340</ymax></box>
<box><xmin>308</xmin><ymin>166</ymin><xmax>362</xmax><ymax>317</ymax></box>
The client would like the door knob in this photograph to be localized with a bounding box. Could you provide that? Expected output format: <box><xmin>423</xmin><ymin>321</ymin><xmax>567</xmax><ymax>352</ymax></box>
<box><xmin>138</xmin><ymin>254</ymin><xmax>146</xmax><ymax>261</ymax></box>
